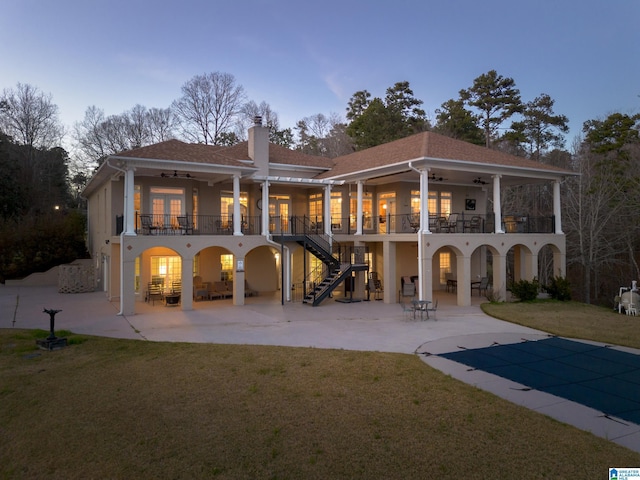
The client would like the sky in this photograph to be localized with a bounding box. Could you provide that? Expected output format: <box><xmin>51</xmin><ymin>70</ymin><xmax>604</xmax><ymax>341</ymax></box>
<box><xmin>1</xmin><ymin>0</ymin><xmax>639</xmax><ymax>150</ymax></box>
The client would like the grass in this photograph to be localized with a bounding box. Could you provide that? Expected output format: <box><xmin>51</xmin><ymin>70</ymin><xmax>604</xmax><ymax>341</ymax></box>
<box><xmin>1</xmin><ymin>307</ymin><xmax>639</xmax><ymax>479</ymax></box>
<box><xmin>482</xmin><ymin>299</ymin><xmax>640</xmax><ymax>349</ymax></box>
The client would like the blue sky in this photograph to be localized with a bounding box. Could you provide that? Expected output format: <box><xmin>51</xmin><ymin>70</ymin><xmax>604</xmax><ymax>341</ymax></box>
<box><xmin>1</xmin><ymin>0</ymin><xmax>638</xmax><ymax>148</ymax></box>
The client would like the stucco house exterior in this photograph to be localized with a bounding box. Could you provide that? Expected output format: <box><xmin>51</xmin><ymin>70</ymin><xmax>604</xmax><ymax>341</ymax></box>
<box><xmin>82</xmin><ymin>117</ymin><xmax>576</xmax><ymax>316</ymax></box>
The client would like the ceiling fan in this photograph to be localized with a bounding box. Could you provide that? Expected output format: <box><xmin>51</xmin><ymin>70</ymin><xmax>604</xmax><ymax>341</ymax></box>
<box><xmin>473</xmin><ymin>177</ymin><xmax>487</xmax><ymax>185</ymax></box>
<box><xmin>160</xmin><ymin>170</ymin><xmax>192</xmax><ymax>179</ymax></box>
<box><xmin>429</xmin><ymin>173</ymin><xmax>446</xmax><ymax>182</ymax></box>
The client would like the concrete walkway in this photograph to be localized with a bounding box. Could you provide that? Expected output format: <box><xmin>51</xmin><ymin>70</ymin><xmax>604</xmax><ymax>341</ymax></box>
<box><xmin>1</xmin><ymin>285</ymin><xmax>639</xmax><ymax>453</ymax></box>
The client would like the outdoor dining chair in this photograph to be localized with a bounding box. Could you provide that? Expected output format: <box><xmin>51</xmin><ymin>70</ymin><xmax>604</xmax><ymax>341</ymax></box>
<box><xmin>399</xmin><ymin>301</ymin><xmax>415</xmax><ymax>320</ymax></box>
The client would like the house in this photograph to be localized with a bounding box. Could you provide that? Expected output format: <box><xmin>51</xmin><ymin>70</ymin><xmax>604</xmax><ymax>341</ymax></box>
<box><xmin>82</xmin><ymin>116</ymin><xmax>576</xmax><ymax>315</ymax></box>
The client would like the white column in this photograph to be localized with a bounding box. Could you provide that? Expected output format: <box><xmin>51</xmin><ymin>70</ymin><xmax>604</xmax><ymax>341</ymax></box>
<box><xmin>493</xmin><ymin>175</ymin><xmax>503</xmax><ymax>233</ymax></box>
<box><xmin>356</xmin><ymin>181</ymin><xmax>363</xmax><ymax>235</ymax></box>
<box><xmin>124</xmin><ymin>167</ymin><xmax>136</xmax><ymax>236</ymax></box>
<box><xmin>261</xmin><ymin>181</ymin><xmax>270</xmax><ymax>236</ymax></box>
<box><xmin>324</xmin><ymin>185</ymin><xmax>332</xmax><ymax>237</ymax></box>
<box><xmin>416</xmin><ymin>167</ymin><xmax>430</xmax><ymax>301</ymax></box>
<box><xmin>233</xmin><ymin>174</ymin><xmax>242</xmax><ymax>236</ymax></box>
<box><xmin>492</xmin><ymin>253</ymin><xmax>507</xmax><ymax>302</ymax></box>
<box><xmin>420</xmin><ymin>168</ymin><xmax>431</xmax><ymax>234</ymax></box>
<box><xmin>181</xmin><ymin>257</ymin><xmax>193</xmax><ymax>311</ymax></box>
<box><xmin>553</xmin><ymin>180</ymin><xmax>563</xmax><ymax>234</ymax></box>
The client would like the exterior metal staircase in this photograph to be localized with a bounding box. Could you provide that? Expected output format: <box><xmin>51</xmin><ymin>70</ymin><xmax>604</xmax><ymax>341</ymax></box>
<box><xmin>272</xmin><ymin>216</ymin><xmax>368</xmax><ymax>306</ymax></box>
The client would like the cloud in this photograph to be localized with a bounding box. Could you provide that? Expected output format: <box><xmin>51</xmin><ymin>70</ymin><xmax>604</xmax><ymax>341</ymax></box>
<box><xmin>323</xmin><ymin>72</ymin><xmax>348</xmax><ymax>101</ymax></box>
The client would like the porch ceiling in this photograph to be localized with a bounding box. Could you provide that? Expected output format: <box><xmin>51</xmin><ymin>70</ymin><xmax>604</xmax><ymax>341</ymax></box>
<box><xmin>362</xmin><ymin>164</ymin><xmax>559</xmax><ymax>188</ymax></box>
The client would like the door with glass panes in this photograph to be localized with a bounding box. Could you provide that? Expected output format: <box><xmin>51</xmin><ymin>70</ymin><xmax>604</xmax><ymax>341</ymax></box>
<box><xmin>269</xmin><ymin>195</ymin><xmax>290</xmax><ymax>234</ymax></box>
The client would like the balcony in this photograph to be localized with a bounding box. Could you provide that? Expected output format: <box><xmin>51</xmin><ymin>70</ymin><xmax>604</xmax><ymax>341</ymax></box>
<box><xmin>121</xmin><ymin>212</ymin><xmax>555</xmax><ymax>237</ymax></box>
<box><xmin>328</xmin><ymin>213</ymin><xmax>555</xmax><ymax>235</ymax></box>
<box><xmin>131</xmin><ymin>213</ymin><xmax>261</xmax><ymax>236</ymax></box>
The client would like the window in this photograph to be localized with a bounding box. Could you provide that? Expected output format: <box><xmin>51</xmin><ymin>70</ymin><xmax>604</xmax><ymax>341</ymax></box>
<box><xmin>269</xmin><ymin>194</ymin><xmax>290</xmax><ymax>233</ymax></box>
<box><xmin>349</xmin><ymin>192</ymin><xmax>372</xmax><ymax>230</ymax></box>
<box><xmin>330</xmin><ymin>191</ymin><xmax>342</xmax><ymax>228</ymax></box>
<box><xmin>439</xmin><ymin>252</ymin><xmax>451</xmax><ymax>285</ymax></box>
<box><xmin>221</xmin><ymin>191</ymin><xmax>248</xmax><ymax>223</ymax></box>
<box><xmin>309</xmin><ymin>193</ymin><xmax>322</xmax><ymax>223</ymax></box>
<box><xmin>440</xmin><ymin>192</ymin><xmax>452</xmax><ymax>216</ymax></box>
<box><xmin>150</xmin><ymin>187</ymin><xmax>184</xmax><ymax>228</ymax></box>
<box><xmin>134</xmin><ymin>185</ymin><xmax>141</xmax><ymax>230</ymax></box>
<box><xmin>428</xmin><ymin>191</ymin><xmax>437</xmax><ymax>216</ymax></box>
<box><xmin>192</xmin><ymin>188</ymin><xmax>198</xmax><ymax>229</ymax></box>
<box><xmin>151</xmin><ymin>255</ymin><xmax>182</xmax><ymax>293</ymax></box>
<box><xmin>410</xmin><ymin>190</ymin><xmax>420</xmax><ymax>216</ymax></box>
<box><xmin>220</xmin><ymin>254</ymin><xmax>233</xmax><ymax>281</ymax></box>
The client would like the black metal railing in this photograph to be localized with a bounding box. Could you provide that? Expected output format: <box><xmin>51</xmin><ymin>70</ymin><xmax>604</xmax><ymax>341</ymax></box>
<box><xmin>126</xmin><ymin>212</ymin><xmax>555</xmax><ymax>236</ymax></box>
<box><xmin>134</xmin><ymin>213</ymin><xmax>261</xmax><ymax>235</ymax></box>
<box><xmin>328</xmin><ymin>213</ymin><xmax>555</xmax><ymax>234</ymax></box>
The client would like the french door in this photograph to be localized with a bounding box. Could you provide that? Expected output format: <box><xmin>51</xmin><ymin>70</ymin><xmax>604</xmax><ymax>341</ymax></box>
<box><xmin>150</xmin><ymin>187</ymin><xmax>184</xmax><ymax>228</ymax></box>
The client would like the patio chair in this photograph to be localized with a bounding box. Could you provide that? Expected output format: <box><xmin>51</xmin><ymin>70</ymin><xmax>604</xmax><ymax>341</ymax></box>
<box><xmin>445</xmin><ymin>273</ymin><xmax>457</xmax><ymax>292</ymax></box>
<box><xmin>245</xmin><ymin>280</ymin><xmax>258</xmax><ymax>297</ymax></box>
<box><xmin>426</xmin><ymin>299</ymin><xmax>438</xmax><ymax>318</ymax></box>
<box><xmin>399</xmin><ymin>301</ymin><xmax>415</xmax><ymax>320</ymax></box>
<box><xmin>216</xmin><ymin>220</ymin><xmax>232</xmax><ymax>235</ymax></box>
<box><xmin>369</xmin><ymin>272</ymin><xmax>383</xmax><ymax>300</ymax></box>
<box><xmin>193</xmin><ymin>276</ymin><xmax>209</xmax><ymax>301</ymax></box>
<box><xmin>146</xmin><ymin>282</ymin><xmax>164</xmax><ymax>305</ymax></box>
<box><xmin>140</xmin><ymin>214</ymin><xmax>158</xmax><ymax>235</ymax></box>
<box><xmin>429</xmin><ymin>215</ymin><xmax>438</xmax><ymax>232</ymax></box>
<box><xmin>213</xmin><ymin>281</ymin><xmax>233</xmax><ymax>298</ymax></box>
<box><xmin>447</xmin><ymin>214</ymin><xmax>458</xmax><ymax>233</ymax></box>
<box><xmin>471</xmin><ymin>277</ymin><xmax>489</xmax><ymax>296</ymax></box>
<box><xmin>177</xmin><ymin>215</ymin><xmax>193</xmax><ymax>235</ymax></box>
<box><xmin>400</xmin><ymin>276</ymin><xmax>415</xmax><ymax>299</ymax></box>
<box><xmin>437</xmin><ymin>216</ymin><xmax>449</xmax><ymax>232</ymax></box>
<box><xmin>469</xmin><ymin>216</ymin><xmax>482</xmax><ymax>233</ymax></box>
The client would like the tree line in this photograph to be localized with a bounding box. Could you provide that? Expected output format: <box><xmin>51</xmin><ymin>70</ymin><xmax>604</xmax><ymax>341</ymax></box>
<box><xmin>1</xmin><ymin>72</ymin><xmax>639</xmax><ymax>306</ymax></box>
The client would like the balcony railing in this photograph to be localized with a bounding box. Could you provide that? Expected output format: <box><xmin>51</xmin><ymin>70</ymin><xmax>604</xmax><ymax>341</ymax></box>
<box><xmin>134</xmin><ymin>213</ymin><xmax>261</xmax><ymax>235</ymax></box>
<box><xmin>127</xmin><ymin>212</ymin><xmax>555</xmax><ymax>236</ymax></box>
<box><xmin>328</xmin><ymin>213</ymin><xmax>555</xmax><ymax>234</ymax></box>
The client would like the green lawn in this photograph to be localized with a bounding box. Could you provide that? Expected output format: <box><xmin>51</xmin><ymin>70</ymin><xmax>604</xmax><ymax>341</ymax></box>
<box><xmin>1</xmin><ymin>301</ymin><xmax>639</xmax><ymax>479</ymax></box>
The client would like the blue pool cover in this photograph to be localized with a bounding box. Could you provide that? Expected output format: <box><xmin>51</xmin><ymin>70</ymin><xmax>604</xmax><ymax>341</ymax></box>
<box><xmin>440</xmin><ymin>337</ymin><xmax>640</xmax><ymax>424</ymax></box>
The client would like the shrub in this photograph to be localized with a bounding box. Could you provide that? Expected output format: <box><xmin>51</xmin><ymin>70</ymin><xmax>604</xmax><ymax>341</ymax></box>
<box><xmin>485</xmin><ymin>286</ymin><xmax>502</xmax><ymax>303</ymax></box>
<box><xmin>544</xmin><ymin>275</ymin><xmax>571</xmax><ymax>301</ymax></box>
<box><xmin>510</xmin><ymin>278</ymin><xmax>540</xmax><ymax>302</ymax></box>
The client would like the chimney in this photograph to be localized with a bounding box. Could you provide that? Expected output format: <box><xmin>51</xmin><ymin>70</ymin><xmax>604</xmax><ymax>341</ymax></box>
<box><xmin>248</xmin><ymin>116</ymin><xmax>269</xmax><ymax>176</ymax></box>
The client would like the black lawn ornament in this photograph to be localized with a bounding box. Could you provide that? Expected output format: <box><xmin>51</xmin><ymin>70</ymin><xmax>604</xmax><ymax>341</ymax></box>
<box><xmin>36</xmin><ymin>308</ymin><xmax>68</xmax><ymax>350</ymax></box>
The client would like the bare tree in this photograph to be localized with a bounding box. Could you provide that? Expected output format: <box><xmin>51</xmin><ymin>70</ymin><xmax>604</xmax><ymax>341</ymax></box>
<box><xmin>0</xmin><ymin>83</ymin><xmax>64</xmax><ymax>149</ymax></box>
<box><xmin>73</xmin><ymin>106</ymin><xmax>130</xmax><ymax>164</ymax></box>
<box><xmin>74</xmin><ymin>106</ymin><xmax>109</xmax><ymax>164</ymax></box>
<box><xmin>74</xmin><ymin>105</ymin><xmax>177</xmax><ymax>166</ymax></box>
<box><xmin>146</xmin><ymin>107</ymin><xmax>177</xmax><ymax>143</ymax></box>
<box><xmin>126</xmin><ymin>104</ymin><xmax>150</xmax><ymax>149</ymax></box>
<box><xmin>296</xmin><ymin>112</ymin><xmax>352</xmax><ymax>157</ymax></box>
<box><xmin>172</xmin><ymin>72</ymin><xmax>246</xmax><ymax>145</ymax></box>
<box><xmin>563</xmin><ymin>138</ymin><xmax>629</xmax><ymax>304</ymax></box>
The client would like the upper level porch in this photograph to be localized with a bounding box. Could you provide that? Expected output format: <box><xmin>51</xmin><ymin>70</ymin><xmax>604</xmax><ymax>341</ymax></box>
<box><xmin>122</xmin><ymin>212</ymin><xmax>557</xmax><ymax>237</ymax></box>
